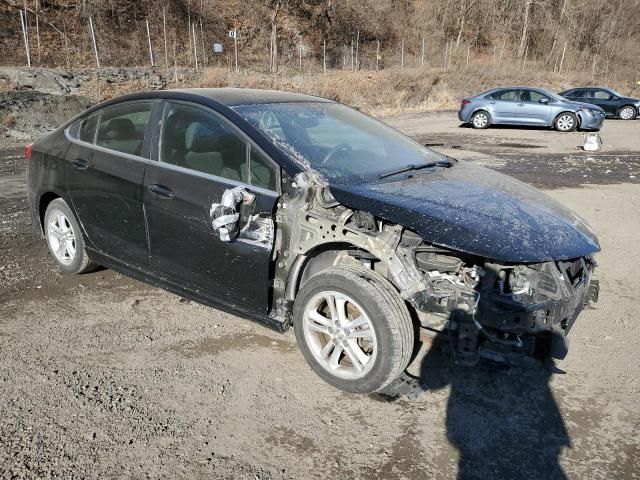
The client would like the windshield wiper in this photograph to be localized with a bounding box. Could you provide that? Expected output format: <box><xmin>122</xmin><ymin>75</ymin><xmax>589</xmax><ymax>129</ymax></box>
<box><xmin>377</xmin><ymin>160</ymin><xmax>453</xmax><ymax>179</ymax></box>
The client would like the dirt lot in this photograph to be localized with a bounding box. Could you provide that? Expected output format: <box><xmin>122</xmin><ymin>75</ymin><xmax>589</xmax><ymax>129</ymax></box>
<box><xmin>1</xmin><ymin>114</ymin><xmax>639</xmax><ymax>479</ymax></box>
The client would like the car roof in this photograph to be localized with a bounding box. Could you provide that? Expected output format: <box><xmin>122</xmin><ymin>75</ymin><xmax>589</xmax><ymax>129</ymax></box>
<box><xmin>164</xmin><ymin>87</ymin><xmax>333</xmax><ymax>106</ymax></box>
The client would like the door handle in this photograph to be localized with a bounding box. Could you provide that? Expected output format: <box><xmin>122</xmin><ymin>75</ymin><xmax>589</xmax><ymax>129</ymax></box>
<box><xmin>489</xmin><ymin>101</ymin><xmax>495</xmax><ymax>104</ymax></box>
<box><xmin>517</xmin><ymin>103</ymin><xmax>524</xmax><ymax>106</ymax></box>
<box><xmin>71</xmin><ymin>159</ymin><xmax>88</xmax><ymax>170</ymax></box>
<box><xmin>147</xmin><ymin>184</ymin><xmax>174</xmax><ymax>199</ymax></box>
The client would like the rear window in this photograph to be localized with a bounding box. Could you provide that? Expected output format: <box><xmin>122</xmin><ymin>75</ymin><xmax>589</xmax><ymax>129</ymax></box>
<box><xmin>95</xmin><ymin>102</ymin><xmax>153</xmax><ymax>157</ymax></box>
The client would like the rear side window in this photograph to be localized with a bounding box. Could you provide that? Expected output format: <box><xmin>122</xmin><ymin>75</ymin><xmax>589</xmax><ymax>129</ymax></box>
<box><xmin>96</xmin><ymin>102</ymin><xmax>152</xmax><ymax>157</ymax></box>
<box><xmin>78</xmin><ymin>114</ymin><xmax>99</xmax><ymax>143</ymax></box>
<box><xmin>487</xmin><ymin>89</ymin><xmax>518</xmax><ymax>101</ymax></box>
<box><xmin>160</xmin><ymin>102</ymin><xmax>249</xmax><ymax>183</ymax></box>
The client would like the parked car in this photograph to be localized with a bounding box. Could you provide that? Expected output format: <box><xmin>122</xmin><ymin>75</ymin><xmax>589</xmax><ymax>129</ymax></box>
<box><xmin>559</xmin><ymin>87</ymin><xmax>640</xmax><ymax>120</ymax></box>
<box><xmin>458</xmin><ymin>87</ymin><xmax>605</xmax><ymax>132</ymax></box>
<box><xmin>26</xmin><ymin>89</ymin><xmax>600</xmax><ymax>394</ymax></box>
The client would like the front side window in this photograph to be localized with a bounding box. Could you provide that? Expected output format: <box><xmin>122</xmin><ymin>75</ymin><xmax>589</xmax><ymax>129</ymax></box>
<box><xmin>521</xmin><ymin>90</ymin><xmax>550</xmax><ymax>103</ymax></box>
<box><xmin>96</xmin><ymin>102</ymin><xmax>152</xmax><ymax>157</ymax></box>
<box><xmin>593</xmin><ymin>90</ymin><xmax>612</xmax><ymax>100</ymax></box>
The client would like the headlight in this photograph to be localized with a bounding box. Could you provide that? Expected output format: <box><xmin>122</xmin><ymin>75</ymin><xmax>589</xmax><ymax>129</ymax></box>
<box><xmin>588</xmin><ymin>108</ymin><xmax>600</xmax><ymax>115</ymax></box>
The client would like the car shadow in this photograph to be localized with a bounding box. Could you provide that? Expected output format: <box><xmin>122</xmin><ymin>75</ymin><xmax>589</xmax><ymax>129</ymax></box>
<box><xmin>458</xmin><ymin>123</ymin><xmax>553</xmax><ymax>132</ymax></box>
<box><xmin>376</xmin><ymin>320</ymin><xmax>571</xmax><ymax>479</ymax></box>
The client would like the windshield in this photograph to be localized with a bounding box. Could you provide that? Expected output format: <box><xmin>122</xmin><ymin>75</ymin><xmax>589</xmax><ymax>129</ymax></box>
<box><xmin>232</xmin><ymin>102</ymin><xmax>446</xmax><ymax>182</ymax></box>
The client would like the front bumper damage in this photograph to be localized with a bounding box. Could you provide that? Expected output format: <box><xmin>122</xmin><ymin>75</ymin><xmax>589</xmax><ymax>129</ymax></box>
<box><xmin>416</xmin><ymin>256</ymin><xmax>599</xmax><ymax>366</ymax></box>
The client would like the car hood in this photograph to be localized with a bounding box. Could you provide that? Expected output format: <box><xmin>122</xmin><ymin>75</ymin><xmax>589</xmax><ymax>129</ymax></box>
<box><xmin>567</xmin><ymin>101</ymin><xmax>605</xmax><ymax>112</ymax></box>
<box><xmin>328</xmin><ymin>161</ymin><xmax>600</xmax><ymax>263</ymax></box>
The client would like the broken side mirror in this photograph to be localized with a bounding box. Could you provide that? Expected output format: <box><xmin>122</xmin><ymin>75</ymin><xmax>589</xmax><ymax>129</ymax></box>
<box><xmin>209</xmin><ymin>186</ymin><xmax>256</xmax><ymax>241</ymax></box>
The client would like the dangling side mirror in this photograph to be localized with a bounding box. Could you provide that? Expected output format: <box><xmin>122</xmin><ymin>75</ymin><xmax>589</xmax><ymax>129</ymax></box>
<box><xmin>539</xmin><ymin>98</ymin><xmax>549</xmax><ymax>104</ymax></box>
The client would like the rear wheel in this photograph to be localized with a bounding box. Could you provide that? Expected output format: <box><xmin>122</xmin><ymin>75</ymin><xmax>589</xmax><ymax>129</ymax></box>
<box><xmin>554</xmin><ymin>112</ymin><xmax>577</xmax><ymax>132</ymax></box>
<box><xmin>44</xmin><ymin>199</ymin><xmax>97</xmax><ymax>274</ymax></box>
<box><xmin>293</xmin><ymin>265</ymin><xmax>414</xmax><ymax>394</ymax></box>
<box><xmin>471</xmin><ymin>110</ymin><xmax>491</xmax><ymax>129</ymax></box>
<box><xmin>618</xmin><ymin>106</ymin><xmax>637</xmax><ymax>120</ymax></box>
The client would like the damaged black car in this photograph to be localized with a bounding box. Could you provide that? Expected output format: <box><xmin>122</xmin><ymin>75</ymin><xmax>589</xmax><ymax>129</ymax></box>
<box><xmin>26</xmin><ymin>88</ymin><xmax>600</xmax><ymax>393</ymax></box>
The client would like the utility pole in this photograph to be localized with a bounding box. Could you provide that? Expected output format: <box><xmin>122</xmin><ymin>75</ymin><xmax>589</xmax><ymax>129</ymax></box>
<box><xmin>146</xmin><ymin>20</ymin><xmax>155</xmax><ymax>67</ymax></box>
<box><xmin>88</xmin><ymin>16</ymin><xmax>99</xmax><ymax>67</ymax></box>
<box><xmin>234</xmin><ymin>28</ymin><xmax>238</xmax><ymax>72</ymax></box>
<box><xmin>163</xmin><ymin>8</ymin><xmax>168</xmax><ymax>69</ymax></box>
<box><xmin>19</xmin><ymin>10</ymin><xmax>31</xmax><ymax>67</ymax></box>
<box><xmin>323</xmin><ymin>38</ymin><xmax>326</xmax><ymax>75</ymax></box>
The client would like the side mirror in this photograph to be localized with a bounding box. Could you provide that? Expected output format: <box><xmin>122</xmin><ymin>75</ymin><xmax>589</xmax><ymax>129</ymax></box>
<box><xmin>539</xmin><ymin>98</ymin><xmax>549</xmax><ymax>104</ymax></box>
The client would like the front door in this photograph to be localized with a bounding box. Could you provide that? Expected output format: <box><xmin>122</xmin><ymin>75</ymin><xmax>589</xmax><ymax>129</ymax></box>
<box><xmin>515</xmin><ymin>89</ymin><xmax>553</xmax><ymax>125</ymax></box>
<box><xmin>143</xmin><ymin>101</ymin><xmax>280</xmax><ymax>313</ymax></box>
<box><xmin>589</xmin><ymin>89</ymin><xmax>619</xmax><ymax>116</ymax></box>
<box><xmin>65</xmin><ymin>101</ymin><xmax>155</xmax><ymax>268</ymax></box>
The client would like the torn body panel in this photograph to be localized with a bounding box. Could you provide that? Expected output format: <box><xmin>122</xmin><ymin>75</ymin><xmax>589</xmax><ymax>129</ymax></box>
<box><xmin>273</xmin><ymin>170</ymin><xmax>599</xmax><ymax>365</ymax></box>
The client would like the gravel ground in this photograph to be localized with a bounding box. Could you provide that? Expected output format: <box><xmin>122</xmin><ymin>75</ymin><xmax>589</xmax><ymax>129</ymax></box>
<box><xmin>1</xmin><ymin>115</ymin><xmax>639</xmax><ymax>479</ymax></box>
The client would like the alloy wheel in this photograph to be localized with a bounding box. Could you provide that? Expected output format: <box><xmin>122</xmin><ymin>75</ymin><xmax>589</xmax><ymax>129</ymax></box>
<box><xmin>47</xmin><ymin>209</ymin><xmax>76</xmax><ymax>265</ymax></box>
<box><xmin>473</xmin><ymin>113</ymin><xmax>488</xmax><ymax>128</ymax></box>
<box><xmin>620</xmin><ymin>107</ymin><xmax>635</xmax><ymax>120</ymax></box>
<box><xmin>557</xmin><ymin>114</ymin><xmax>575</xmax><ymax>131</ymax></box>
<box><xmin>302</xmin><ymin>291</ymin><xmax>378</xmax><ymax>380</ymax></box>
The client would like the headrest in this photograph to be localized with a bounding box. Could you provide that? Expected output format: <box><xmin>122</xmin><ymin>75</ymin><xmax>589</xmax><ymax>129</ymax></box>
<box><xmin>185</xmin><ymin>121</ymin><xmax>222</xmax><ymax>153</ymax></box>
<box><xmin>105</xmin><ymin>118</ymin><xmax>135</xmax><ymax>141</ymax></box>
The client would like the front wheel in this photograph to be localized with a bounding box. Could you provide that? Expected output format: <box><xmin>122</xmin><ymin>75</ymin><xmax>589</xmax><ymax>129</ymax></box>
<box><xmin>618</xmin><ymin>106</ymin><xmax>637</xmax><ymax>120</ymax></box>
<box><xmin>293</xmin><ymin>265</ymin><xmax>414</xmax><ymax>394</ymax></box>
<box><xmin>44</xmin><ymin>198</ymin><xmax>97</xmax><ymax>274</ymax></box>
<box><xmin>554</xmin><ymin>112</ymin><xmax>578</xmax><ymax>132</ymax></box>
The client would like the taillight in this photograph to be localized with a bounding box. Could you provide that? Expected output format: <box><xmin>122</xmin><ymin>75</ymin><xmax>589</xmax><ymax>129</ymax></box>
<box><xmin>461</xmin><ymin>99</ymin><xmax>471</xmax><ymax>105</ymax></box>
<box><xmin>25</xmin><ymin>143</ymin><xmax>33</xmax><ymax>160</ymax></box>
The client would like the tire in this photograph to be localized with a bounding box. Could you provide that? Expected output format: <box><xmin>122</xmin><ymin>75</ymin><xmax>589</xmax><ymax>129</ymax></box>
<box><xmin>44</xmin><ymin>198</ymin><xmax>97</xmax><ymax>274</ymax></box>
<box><xmin>618</xmin><ymin>105</ymin><xmax>637</xmax><ymax>120</ymax></box>
<box><xmin>554</xmin><ymin>112</ymin><xmax>578</xmax><ymax>132</ymax></box>
<box><xmin>293</xmin><ymin>265</ymin><xmax>414</xmax><ymax>394</ymax></box>
<box><xmin>470</xmin><ymin>110</ymin><xmax>491</xmax><ymax>129</ymax></box>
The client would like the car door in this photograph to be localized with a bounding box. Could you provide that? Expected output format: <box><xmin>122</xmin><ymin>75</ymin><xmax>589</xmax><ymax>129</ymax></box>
<box><xmin>65</xmin><ymin>101</ymin><xmax>155</xmax><ymax>268</ymax></box>
<box><xmin>485</xmin><ymin>89</ymin><xmax>519</xmax><ymax>123</ymax></box>
<box><xmin>143</xmin><ymin>100</ymin><xmax>280</xmax><ymax>313</ymax></box>
<box><xmin>590</xmin><ymin>89</ymin><xmax>618</xmax><ymax>116</ymax></box>
<box><xmin>515</xmin><ymin>89</ymin><xmax>553</xmax><ymax>125</ymax></box>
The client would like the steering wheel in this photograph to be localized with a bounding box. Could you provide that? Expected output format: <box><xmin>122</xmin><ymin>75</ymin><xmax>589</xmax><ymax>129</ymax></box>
<box><xmin>320</xmin><ymin>143</ymin><xmax>353</xmax><ymax>166</ymax></box>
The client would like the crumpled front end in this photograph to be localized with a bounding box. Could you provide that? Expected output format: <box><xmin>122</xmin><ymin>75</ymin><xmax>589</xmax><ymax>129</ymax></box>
<box><xmin>404</xmin><ymin>235</ymin><xmax>599</xmax><ymax>365</ymax></box>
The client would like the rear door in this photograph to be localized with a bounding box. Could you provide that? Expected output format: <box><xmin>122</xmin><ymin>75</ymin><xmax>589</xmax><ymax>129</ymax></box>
<box><xmin>515</xmin><ymin>89</ymin><xmax>553</xmax><ymax>125</ymax></box>
<box><xmin>143</xmin><ymin>101</ymin><xmax>280</xmax><ymax>313</ymax></box>
<box><xmin>485</xmin><ymin>89</ymin><xmax>520</xmax><ymax>123</ymax></box>
<box><xmin>65</xmin><ymin>101</ymin><xmax>155</xmax><ymax>268</ymax></box>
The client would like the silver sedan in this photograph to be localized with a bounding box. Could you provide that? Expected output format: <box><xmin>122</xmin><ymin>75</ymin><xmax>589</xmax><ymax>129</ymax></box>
<box><xmin>458</xmin><ymin>87</ymin><xmax>605</xmax><ymax>132</ymax></box>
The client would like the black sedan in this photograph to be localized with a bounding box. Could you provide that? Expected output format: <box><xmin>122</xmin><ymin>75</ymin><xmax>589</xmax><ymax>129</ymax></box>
<box><xmin>26</xmin><ymin>88</ymin><xmax>600</xmax><ymax>394</ymax></box>
<box><xmin>559</xmin><ymin>86</ymin><xmax>640</xmax><ymax>120</ymax></box>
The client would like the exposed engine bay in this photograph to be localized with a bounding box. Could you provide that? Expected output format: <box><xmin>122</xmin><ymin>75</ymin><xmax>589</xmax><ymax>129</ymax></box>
<box><xmin>269</xmin><ymin>170</ymin><xmax>599</xmax><ymax>366</ymax></box>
